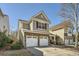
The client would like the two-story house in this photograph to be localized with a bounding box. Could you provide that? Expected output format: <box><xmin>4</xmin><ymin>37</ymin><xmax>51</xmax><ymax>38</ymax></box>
<box><xmin>18</xmin><ymin>11</ymin><xmax>53</xmax><ymax>48</ymax></box>
<box><xmin>0</xmin><ymin>9</ymin><xmax>9</xmax><ymax>36</ymax></box>
<box><xmin>18</xmin><ymin>11</ymin><xmax>74</xmax><ymax>47</ymax></box>
<box><xmin>49</xmin><ymin>20</ymin><xmax>74</xmax><ymax>46</ymax></box>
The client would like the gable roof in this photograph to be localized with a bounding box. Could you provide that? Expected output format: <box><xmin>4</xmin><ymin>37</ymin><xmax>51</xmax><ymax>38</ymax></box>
<box><xmin>0</xmin><ymin>9</ymin><xmax>8</xmax><ymax>17</ymax></box>
<box><xmin>0</xmin><ymin>9</ymin><xmax>4</xmax><ymax>16</ymax></box>
<box><xmin>31</xmin><ymin>11</ymin><xmax>50</xmax><ymax>23</ymax></box>
<box><xmin>18</xmin><ymin>19</ymin><xmax>29</xmax><ymax>24</ymax></box>
<box><xmin>50</xmin><ymin>20</ymin><xmax>73</xmax><ymax>31</ymax></box>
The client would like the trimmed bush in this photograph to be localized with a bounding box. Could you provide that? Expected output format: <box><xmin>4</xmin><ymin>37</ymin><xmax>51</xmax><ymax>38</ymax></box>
<box><xmin>11</xmin><ymin>41</ymin><xmax>23</xmax><ymax>50</ymax></box>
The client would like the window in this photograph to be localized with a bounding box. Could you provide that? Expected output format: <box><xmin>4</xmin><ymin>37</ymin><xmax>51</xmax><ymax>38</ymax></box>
<box><xmin>33</xmin><ymin>36</ymin><xmax>37</xmax><ymax>39</ymax></box>
<box><xmin>40</xmin><ymin>36</ymin><xmax>43</xmax><ymax>39</ymax></box>
<box><xmin>3</xmin><ymin>26</ymin><xmax>5</xmax><ymax>29</ymax></box>
<box><xmin>27</xmin><ymin>24</ymin><xmax>30</xmax><ymax>29</ymax></box>
<box><xmin>68</xmin><ymin>28</ymin><xmax>72</xmax><ymax>34</ymax></box>
<box><xmin>42</xmin><ymin>23</ymin><xmax>45</xmax><ymax>29</ymax></box>
<box><xmin>36</xmin><ymin>21</ymin><xmax>48</xmax><ymax>29</ymax></box>
<box><xmin>36</xmin><ymin>22</ymin><xmax>41</xmax><ymax>29</ymax></box>
<box><xmin>40</xmin><ymin>36</ymin><xmax>48</xmax><ymax>39</ymax></box>
<box><xmin>44</xmin><ymin>36</ymin><xmax>48</xmax><ymax>39</ymax></box>
<box><xmin>64</xmin><ymin>33</ymin><xmax>67</xmax><ymax>36</ymax></box>
<box><xmin>36</xmin><ymin>21</ymin><xmax>38</xmax><ymax>28</ymax></box>
<box><xmin>27</xmin><ymin>36</ymin><xmax>32</xmax><ymax>38</ymax></box>
<box><xmin>73</xmin><ymin>39</ymin><xmax>75</xmax><ymax>42</ymax></box>
<box><xmin>45</xmin><ymin>24</ymin><xmax>47</xmax><ymax>29</ymax></box>
<box><xmin>38</xmin><ymin>22</ymin><xmax>41</xmax><ymax>28</ymax></box>
<box><xmin>23</xmin><ymin>23</ymin><xmax>29</xmax><ymax>29</ymax></box>
<box><xmin>41</xmin><ymin>23</ymin><xmax>47</xmax><ymax>29</ymax></box>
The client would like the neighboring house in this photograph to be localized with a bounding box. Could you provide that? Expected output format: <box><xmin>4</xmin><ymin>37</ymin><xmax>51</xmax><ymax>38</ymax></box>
<box><xmin>10</xmin><ymin>31</ymin><xmax>18</xmax><ymax>41</ymax></box>
<box><xmin>18</xmin><ymin>11</ymin><xmax>54</xmax><ymax>48</ymax></box>
<box><xmin>49</xmin><ymin>20</ymin><xmax>74</xmax><ymax>46</ymax></box>
<box><xmin>0</xmin><ymin>9</ymin><xmax>9</xmax><ymax>36</ymax></box>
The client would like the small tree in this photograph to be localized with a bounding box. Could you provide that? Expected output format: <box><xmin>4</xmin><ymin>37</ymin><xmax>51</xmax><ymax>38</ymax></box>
<box><xmin>60</xmin><ymin>3</ymin><xmax>79</xmax><ymax>48</ymax></box>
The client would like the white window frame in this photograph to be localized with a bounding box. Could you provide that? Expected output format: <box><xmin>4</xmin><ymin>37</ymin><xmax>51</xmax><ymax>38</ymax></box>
<box><xmin>67</xmin><ymin>27</ymin><xmax>72</xmax><ymax>36</ymax></box>
<box><xmin>40</xmin><ymin>36</ymin><xmax>48</xmax><ymax>39</ymax></box>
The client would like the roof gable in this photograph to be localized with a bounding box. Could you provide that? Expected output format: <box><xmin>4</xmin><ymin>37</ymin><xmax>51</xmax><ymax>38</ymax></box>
<box><xmin>50</xmin><ymin>20</ymin><xmax>73</xmax><ymax>31</ymax></box>
<box><xmin>32</xmin><ymin>11</ymin><xmax>50</xmax><ymax>23</ymax></box>
<box><xmin>0</xmin><ymin>9</ymin><xmax>4</xmax><ymax>16</ymax></box>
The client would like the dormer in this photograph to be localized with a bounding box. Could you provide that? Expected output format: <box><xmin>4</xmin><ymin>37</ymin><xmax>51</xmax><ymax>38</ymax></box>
<box><xmin>29</xmin><ymin>11</ymin><xmax>50</xmax><ymax>31</ymax></box>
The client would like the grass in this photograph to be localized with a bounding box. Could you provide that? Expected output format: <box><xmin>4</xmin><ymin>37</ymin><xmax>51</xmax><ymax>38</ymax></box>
<box><xmin>0</xmin><ymin>49</ymin><xmax>32</xmax><ymax>56</ymax></box>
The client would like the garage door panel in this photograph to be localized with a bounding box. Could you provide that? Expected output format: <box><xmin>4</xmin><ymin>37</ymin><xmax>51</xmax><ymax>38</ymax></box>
<box><xmin>26</xmin><ymin>38</ymin><xmax>38</xmax><ymax>47</ymax></box>
<box><xmin>65</xmin><ymin>39</ymin><xmax>69</xmax><ymax>46</ymax></box>
<box><xmin>40</xmin><ymin>39</ymin><xmax>48</xmax><ymax>46</ymax></box>
<box><xmin>26</xmin><ymin>36</ymin><xmax>38</xmax><ymax>47</ymax></box>
<box><xmin>70</xmin><ymin>39</ymin><xmax>73</xmax><ymax>45</ymax></box>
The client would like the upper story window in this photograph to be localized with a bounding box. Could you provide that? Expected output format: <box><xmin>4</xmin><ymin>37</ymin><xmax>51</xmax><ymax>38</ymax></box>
<box><xmin>36</xmin><ymin>21</ymin><xmax>48</xmax><ymax>30</ymax></box>
<box><xmin>64</xmin><ymin>33</ymin><xmax>67</xmax><ymax>36</ymax></box>
<box><xmin>36</xmin><ymin>21</ymin><xmax>38</xmax><ymax>28</ymax></box>
<box><xmin>23</xmin><ymin>23</ymin><xmax>29</xmax><ymax>30</ymax></box>
<box><xmin>67</xmin><ymin>28</ymin><xmax>72</xmax><ymax>34</ymax></box>
<box><xmin>45</xmin><ymin>23</ymin><xmax>47</xmax><ymax>29</ymax></box>
<box><xmin>38</xmin><ymin>22</ymin><xmax>41</xmax><ymax>28</ymax></box>
<box><xmin>42</xmin><ymin>23</ymin><xmax>45</xmax><ymax>29</ymax></box>
<box><xmin>64</xmin><ymin>27</ymin><xmax>73</xmax><ymax>36</ymax></box>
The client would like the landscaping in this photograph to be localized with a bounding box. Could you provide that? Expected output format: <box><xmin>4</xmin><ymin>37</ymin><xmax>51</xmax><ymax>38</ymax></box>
<box><xmin>0</xmin><ymin>49</ymin><xmax>32</xmax><ymax>56</ymax></box>
<box><xmin>0</xmin><ymin>32</ymin><xmax>32</xmax><ymax>56</ymax></box>
<box><xmin>0</xmin><ymin>31</ymin><xmax>23</xmax><ymax>50</ymax></box>
<box><xmin>0</xmin><ymin>32</ymin><xmax>13</xmax><ymax>49</ymax></box>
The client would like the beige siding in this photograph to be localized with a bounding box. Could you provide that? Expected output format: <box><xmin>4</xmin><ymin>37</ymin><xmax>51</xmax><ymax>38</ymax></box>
<box><xmin>50</xmin><ymin>29</ymin><xmax>65</xmax><ymax>44</ymax></box>
<box><xmin>30</xmin><ymin>20</ymin><xmax>33</xmax><ymax>31</ymax></box>
<box><xmin>4</xmin><ymin>15</ymin><xmax>9</xmax><ymax>35</ymax></box>
<box><xmin>30</xmin><ymin>18</ymin><xmax>49</xmax><ymax>31</ymax></box>
<box><xmin>18</xmin><ymin>21</ymin><xmax>23</xmax><ymax>30</ymax></box>
<box><xmin>33</xmin><ymin>21</ymin><xmax>36</xmax><ymax>30</ymax></box>
<box><xmin>64</xmin><ymin>27</ymin><xmax>68</xmax><ymax>33</ymax></box>
<box><xmin>18</xmin><ymin>21</ymin><xmax>23</xmax><ymax>40</ymax></box>
<box><xmin>32</xmin><ymin>18</ymin><xmax>49</xmax><ymax>24</ymax></box>
<box><xmin>0</xmin><ymin>15</ymin><xmax>9</xmax><ymax>35</ymax></box>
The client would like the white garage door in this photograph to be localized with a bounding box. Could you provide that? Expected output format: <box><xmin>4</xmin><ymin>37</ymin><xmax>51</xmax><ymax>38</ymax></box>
<box><xmin>39</xmin><ymin>36</ymin><xmax>48</xmax><ymax>46</ymax></box>
<box><xmin>26</xmin><ymin>36</ymin><xmax>38</xmax><ymax>47</ymax></box>
<box><xmin>65</xmin><ymin>39</ymin><xmax>69</xmax><ymax>46</ymax></box>
<box><xmin>70</xmin><ymin>39</ymin><xmax>73</xmax><ymax>45</ymax></box>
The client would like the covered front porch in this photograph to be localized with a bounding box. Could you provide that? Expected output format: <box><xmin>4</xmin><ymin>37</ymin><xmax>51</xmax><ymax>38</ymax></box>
<box><xmin>49</xmin><ymin>34</ymin><xmax>75</xmax><ymax>46</ymax></box>
<box><xmin>49</xmin><ymin>34</ymin><xmax>56</xmax><ymax>45</ymax></box>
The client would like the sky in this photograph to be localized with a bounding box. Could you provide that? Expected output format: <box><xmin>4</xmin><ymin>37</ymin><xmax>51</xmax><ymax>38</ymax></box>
<box><xmin>0</xmin><ymin>3</ymin><xmax>62</xmax><ymax>31</ymax></box>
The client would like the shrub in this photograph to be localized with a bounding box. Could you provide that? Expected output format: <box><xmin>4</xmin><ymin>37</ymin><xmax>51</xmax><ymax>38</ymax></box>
<box><xmin>11</xmin><ymin>41</ymin><xmax>23</xmax><ymax>50</ymax></box>
<box><xmin>0</xmin><ymin>32</ymin><xmax>13</xmax><ymax>48</ymax></box>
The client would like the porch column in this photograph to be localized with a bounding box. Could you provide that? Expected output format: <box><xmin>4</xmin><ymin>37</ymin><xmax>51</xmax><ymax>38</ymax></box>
<box><xmin>38</xmin><ymin>36</ymin><xmax>40</xmax><ymax>46</ymax></box>
<box><xmin>24</xmin><ymin>34</ymin><xmax>26</xmax><ymax>48</ymax></box>
<box><xmin>54</xmin><ymin>35</ymin><xmax>56</xmax><ymax>45</ymax></box>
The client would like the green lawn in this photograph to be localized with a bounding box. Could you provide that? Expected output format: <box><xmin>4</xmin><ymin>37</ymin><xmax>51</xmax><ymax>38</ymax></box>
<box><xmin>0</xmin><ymin>49</ymin><xmax>32</xmax><ymax>56</ymax></box>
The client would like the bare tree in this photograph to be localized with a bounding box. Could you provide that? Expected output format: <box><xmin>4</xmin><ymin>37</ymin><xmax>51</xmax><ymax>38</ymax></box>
<box><xmin>60</xmin><ymin>3</ymin><xmax>79</xmax><ymax>48</ymax></box>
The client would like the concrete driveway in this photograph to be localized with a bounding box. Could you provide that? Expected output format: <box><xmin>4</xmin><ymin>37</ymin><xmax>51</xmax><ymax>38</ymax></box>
<box><xmin>27</xmin><ymin>45</ymin><xmax>79</xmax><ymax>56</ymax></box>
